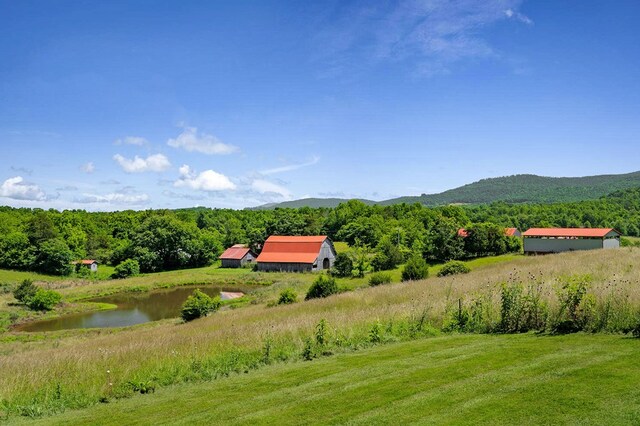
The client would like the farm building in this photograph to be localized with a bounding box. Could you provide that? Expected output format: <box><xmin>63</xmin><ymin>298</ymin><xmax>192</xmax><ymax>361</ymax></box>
<box><xmin>505</xmin><ymin>228</ymin><xmax>522</xmax><ymax>237</ymax></box>
<box><xmin>73</xmin><ymin>260</ymin><xmax>98</xmax><ymax>272</ymax></box>
<box><xmin>256</xmin><ymin>236</ymin><xmax>336</xmax><ymax>272</ymax></box>
<box><xmin>457</xmin><ymin>228</ymin><xmax>521</xmax><ymax>238</ymax></box>
<box><xmin>219</xmin><ymin>244</ymin><xmax>257</xmax><ymax>268</ymax></box>
<box><xmin>523</xmin><ymin>228</ymin><xmax>621</xmax><ymax>254</ymax></box>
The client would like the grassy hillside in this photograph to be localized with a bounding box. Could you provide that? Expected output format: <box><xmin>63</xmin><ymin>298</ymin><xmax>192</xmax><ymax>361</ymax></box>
<box><xmin>24</xmin><ymin>333</ymin><xmax>640</xmax><ymax>425</ymax></box>
<box><xmin>256</xmin><ymin>170</ymin><xmax>640</xmax><ymax>208</ymax></box>
<box><xmin>2</xmin><ymin>249</ymin><xmax>640</xmax><ymax>421</ymax></box>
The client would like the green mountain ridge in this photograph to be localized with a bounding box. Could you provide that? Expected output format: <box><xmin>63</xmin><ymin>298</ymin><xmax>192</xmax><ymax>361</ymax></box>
<box><xmin>253</xmin><ymin>171</ymin><xmax>640</xmax><ymax>209</ymax></box>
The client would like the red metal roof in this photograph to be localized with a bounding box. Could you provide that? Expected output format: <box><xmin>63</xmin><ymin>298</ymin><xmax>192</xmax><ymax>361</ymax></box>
<box><xmin>220</xmin><ymin>244</ymin><xmax>252</xmax><ymax>260</ymax></box>
<box><xmin>257</xmin><ymin>236</ymin><xmax>329</xmax><ymax>264</ymax></box>
<box><xmin>77</xmin><ymin>260</ymin><xmax>97</xmax><ymax>265</ymax></box>
<box><xmin>505</xmin><ymin>228</ymin><xmax>519</xmax><ymax>236</ymax></box>
<box><xmin>457</xmin><ymin>228</ymin><xmax>468</xmax><ymax>238</ymax></box>
<box><xmin>523</xmin><ymin>228</ymin><xmax>619</xmax><ymax>238</ymax></box>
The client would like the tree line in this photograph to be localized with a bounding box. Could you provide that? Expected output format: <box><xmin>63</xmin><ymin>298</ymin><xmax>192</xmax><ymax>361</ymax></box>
<box><xmin>1</xmin><ymin>187</ymin><xmax>639</xmax><ymax>276</ymax></box>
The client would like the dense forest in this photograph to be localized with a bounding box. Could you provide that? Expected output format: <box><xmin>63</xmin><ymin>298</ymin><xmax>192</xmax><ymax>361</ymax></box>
<box><xmin>1</xmin><ymin>187</ymin><xmax>640</xmax><ymax>276</ymax></box>
<box><xmin>257</xmin><ymin>171</ymin><xmax>640</xmax><ymax>209</ymax></box>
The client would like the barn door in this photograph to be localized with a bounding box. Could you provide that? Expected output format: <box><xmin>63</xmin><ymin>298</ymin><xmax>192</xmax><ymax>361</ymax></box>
<box><xmin>322</xmin><ymin>258</ymin><xmax>330</xmax><ymax>269</ymax></box>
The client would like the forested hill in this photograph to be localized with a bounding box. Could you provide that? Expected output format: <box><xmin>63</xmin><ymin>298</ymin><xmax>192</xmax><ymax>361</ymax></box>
<box><xmin>255</xmin><ymin>171</ymin><xmax>640</xmax><ymax>209</ymax></box>
<box><xmin>253</xmin><ymin>198</ymin><xmax>376</xmax><ymax>210</ymax></box>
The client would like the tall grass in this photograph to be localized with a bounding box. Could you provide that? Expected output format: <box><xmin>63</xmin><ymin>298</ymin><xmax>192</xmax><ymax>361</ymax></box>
<box><xmin>1</xmin><ymin>249</ymin><xmax>640</xmax><ymax>419</ymax></box>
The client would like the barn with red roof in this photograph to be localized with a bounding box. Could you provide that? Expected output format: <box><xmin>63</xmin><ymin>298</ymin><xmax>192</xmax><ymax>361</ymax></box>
<box><xmin>219</xmin><ymin>244</ymin><xmax>257</xmax><ymax>268</ymax></box>
<box><xmin>256</xmin><ymin>236</ymin><xmax>337</xmax><ymax>272</ymax></box>
<box><xmin>523</xmin><ymin>228</ymin><xmax>621</xmax><ymax>254</ymax></box>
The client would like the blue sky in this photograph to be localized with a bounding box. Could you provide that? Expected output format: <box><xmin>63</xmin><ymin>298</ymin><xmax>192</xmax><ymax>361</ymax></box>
<box><xmin>1</xmin><ymin>0</ymin><xmax>640</xmax><ymax>210</ymax></box>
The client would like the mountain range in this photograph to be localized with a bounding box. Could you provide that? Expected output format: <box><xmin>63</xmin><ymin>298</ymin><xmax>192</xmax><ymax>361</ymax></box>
<box><xmin>253</xmin><ymin>171</ymin><xmax>640</xmax><ymax>209</ymax></box>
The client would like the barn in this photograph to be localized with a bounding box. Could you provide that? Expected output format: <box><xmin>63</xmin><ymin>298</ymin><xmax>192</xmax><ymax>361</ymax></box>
<box><xmin>219</xmin><ymin>244</ymin><xmax>257</xmax><ymax>268</ymax></box>
<box><xmin>73</xmin><ymin>260</ymin><xmax>98</xmax><ymax>272</ymax></box>
<box><xmin>523</xmin><ymin>228</ymin><xmax>621</xmax><ymax>254</ymax></box>
<box><xmin>505</xmin><ymin>228</ymin><xmax>522</xmax><ymax>237</ymax></box>
<box><xmin>256</xmin><ymin>236</ymin><xmax>336</xmax><ymax>273</ymax></box>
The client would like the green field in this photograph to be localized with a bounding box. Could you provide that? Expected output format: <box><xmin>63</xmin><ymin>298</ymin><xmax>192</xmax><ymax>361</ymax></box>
<box><xmin>20</xmin><ymin>333</ymin><xmax>640</xmax><ymax>425</ymax></box>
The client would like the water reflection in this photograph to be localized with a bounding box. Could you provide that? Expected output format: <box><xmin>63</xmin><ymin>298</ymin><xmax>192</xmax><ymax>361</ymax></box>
<box><xmin>18</xmin><ymin>285</ymin><xmax>246</xmax><ymax>332</ymax></box>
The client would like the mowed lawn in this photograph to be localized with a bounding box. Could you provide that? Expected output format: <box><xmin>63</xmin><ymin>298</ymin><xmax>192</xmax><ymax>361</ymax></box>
<box><xmin>25</xmin><ymin>333</ymin><xmax>640</xmax><ymax>425</ymax></box>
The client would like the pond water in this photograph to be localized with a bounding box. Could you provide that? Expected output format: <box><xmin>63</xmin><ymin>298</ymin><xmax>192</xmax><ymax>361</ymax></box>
<box><xmin>17</xmin><ymin>285</ymin><xmax>246</xmax><ymax>332</ymax></box>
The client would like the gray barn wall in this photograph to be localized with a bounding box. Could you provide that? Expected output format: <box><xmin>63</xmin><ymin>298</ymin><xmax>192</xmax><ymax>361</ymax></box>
<box><xmin>524</xmin><ymin>238</ymin><xmax>604</xmax><ymax>253</ymax></box>
<box><xmin>313</xmin><ymin>240</ymin><xmax>336</xmax><ymax>271</ymax></box>
<box><xmin>603</xmin><ymin>238</ymin><xmax>621</xmax><ymax>249</ymax></box>
<box><xmin>221</xmin><ymin>259</ymin><xmax>242</xmax><ymax>268</ymax></box>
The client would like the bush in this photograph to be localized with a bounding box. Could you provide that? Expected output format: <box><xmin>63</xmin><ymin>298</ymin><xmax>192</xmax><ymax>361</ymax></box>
<box><xmin>180</xmin><ymin>289</ymin><xmax>221</xmax><ymax>322</ymax></box>
<box><xmin>36</xmin><ymin>238</ymin><xmax>74</xmax><ymax>276</ymax></box>
<box><xmin>111</xmin><ymin>259</ymin><xmax>140</xmax><ymax>279</ymax></box>
<box><xmin>401</xmin><ymin>255</ymin><xmax>429</xmax><ymax>282</ymax></box>
<box><xmin>277</xmin><ymin>289</ymin><xmax>297</xmax><ymax>305</ymax></box>
<box><xmin>305</xmin><ymin>275</ymin><xmax>338</xmax><ymax>300</ymax></box>
<box><xmin>13</xmin><ymin>279</ymin><xmax>37</xmax><ymax>303</ymax></box>
<box><xmin>437</xmin><ymin>261</ymin><xmax>470</xmax><ymax>277</ymax></box>
<box><xmin>369</xmin><ymin>272</ymin><xmax>392</xmax><ymax>286</ymax></box>
<box><xmin>26</xmin><ymin>288</ymin><xmax>62</xmax><ymax>311</ymax></box>
<box><xmin>331</xmin><ymin>253</ymin><xmax>353</xmax><ymax>278</ymax></box>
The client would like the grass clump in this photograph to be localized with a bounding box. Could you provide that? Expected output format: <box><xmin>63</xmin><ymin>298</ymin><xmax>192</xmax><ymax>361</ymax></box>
<box><xmin>401</xmin><ymin>255</ymin><xmax>429</xmax><ymax>282</ymax></box>
<box><xmin>369</xmin><ymin>272</ymin><xmax>392</xmax><ymax>286</ymax></box>
<box><xmin>437</xmin><ymin>261</ymin><xmax>470</xmax><ymax>277</ymax></box>
<box><xmin>277</xmin><ymin>289</ymin><xmax>297</xmax><ymax>305</ymax></box>
<box><xmin>305</xmin><ymin>275</ymin><xmax>338</xmax><ymax>300</ymax></box>
<box><xmin>180</xmin><ymin>289</ymin><xmax>221</xmax><ymax>322</ymax></box>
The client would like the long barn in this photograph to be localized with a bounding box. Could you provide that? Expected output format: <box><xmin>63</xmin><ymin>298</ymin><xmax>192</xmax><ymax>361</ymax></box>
<box><xmin>256</xmin><ymin>236</ymin><xmax>336</xmax><ymax>272</ymax></box>
<box><xmin>523</xmin><ymin>228</ymin><xmax>621</xmax><ymax>254</ymax></box>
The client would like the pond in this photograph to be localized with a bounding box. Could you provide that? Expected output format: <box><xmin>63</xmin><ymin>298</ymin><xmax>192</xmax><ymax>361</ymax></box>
<box><xmin>16</xmin><ymin>285</ymin><xmax>247</xmax><ymax>332</ymax></box>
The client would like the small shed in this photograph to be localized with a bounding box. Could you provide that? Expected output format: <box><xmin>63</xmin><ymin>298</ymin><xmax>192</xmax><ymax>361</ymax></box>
<box><xmin>505</xmin><ymin>228</ymin><xmax>522</xmax><ymax>237</ymax></box>
<box><xmin>73</xmin><ymin>260</ymin><xmax>98</xmax><ymax>272</ymax></box>
<box><xmin>219</xmin><ymin>244</ymin><xmax>257</xmax><ymax>268</ymax></box>
<box><xmin>256</xmin><ymin>236</ymin><xmax>337</xmax><ymax>273</ymax></box>
<box><xmin>523</xmin><ymin>228</ymin><xmax>621</xmax><ymax>254</ymax></box>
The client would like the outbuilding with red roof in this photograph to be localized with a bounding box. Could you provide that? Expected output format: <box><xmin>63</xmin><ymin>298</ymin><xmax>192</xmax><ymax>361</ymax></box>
<box><xmin>219</xmin><ymin>244</ymin><xmax>257</xmax><ymax>268</ymax></box>
<box><xmin>523</xmin><ymin>228</ymin><xmax>621</xmax><ymax>254</ymax></box>
<box><xmin>256</xmin><ymin>236</ymin><xmax>337</xmax><ymax>272</ymax></box>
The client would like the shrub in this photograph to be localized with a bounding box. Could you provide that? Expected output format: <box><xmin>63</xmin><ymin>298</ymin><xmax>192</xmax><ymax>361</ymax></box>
<box><xmin>180</xmin><ymin>289</ymin><xmax>221</xmax><ymax>322</ymax></box>
<box><xmin>437</xmin><ymin>261</ymin><xmax>470</xmax><ymax>277</ymax></box>
<box><xmin>331</xmin><ymin>253</ymin><xmax>353</xmax><ymax>278</ymax></box>
<box><xmin>13</xmin><ymin>279</ymin><xmax>37</xmax><ymax>303</ymax></box>
<box><xmin>305</xmin><ymin>275</ymin><xmax>338</xmax><ymax>300</ymax></box>
<box><xmin>401</xmin><ymin>255</ymin><xmax>429</xmax><ymax>282</ymax></box>
<box><xmin>26</xmin><ymin>288</ymin><xmax>62</xmax><ymax>311</ymax></box>
<box><xmin>111</xmin><ymin>259</ymin><xmax>140</xmax><ymax>279</ymax></box>
<box><xmin>277</xmin><ymin>289</ymin><xmax>297</xmax><ymax>305</ymax></box>
<box><xmin>369</xmin><ymin>272</ymin><xmax>392</xmax><ymax>286</ymax></box>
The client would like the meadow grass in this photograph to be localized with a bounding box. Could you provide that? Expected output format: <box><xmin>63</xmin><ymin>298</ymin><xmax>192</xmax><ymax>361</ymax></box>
<box><xmin>16</xmin><ymin>333</ymin><xmax>640</xmax><ymax>425</ymax></box>
<box><xmin>1</xmin><ymin>249</ymin><xmax>640</xmax><ymax>420</ymax></box>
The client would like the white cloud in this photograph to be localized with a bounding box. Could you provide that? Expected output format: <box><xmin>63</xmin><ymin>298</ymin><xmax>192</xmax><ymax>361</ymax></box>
<box><xmin>75</xmin><ymin>192</ymin><xmax>150</xmax><ymax>205</ymax></box>
<box><xmin>251</xmin><ymin>179</ymin><xmax>292</xmax><ymax>200</ymax></box>
<box><xmin>174</xmin><ymin>165</ymin><xmax>236</xmax><ymax>191</ymax></box>
<box><xmin>114</xmin><ymin>136</ymin><xmax>149</xmax><ymax>146</ymax></box>
<box><xmin>113</xmin><ymin>153</ymin><xmax>171</xmax><ymax>173</ymax></box>
<box><xmin>81</xmin><ymin>162</ymin><xmax>95</xmax><ymax>174</ymax></box>
<box><xmin>0</xmin><ymin>176</ymin><xmax>47</xmax><ymax>201</ymax></box>
<box><xmin>167</xmin><ymin>127</ymin><xmax>238</xmax><ymax>155</ymax></box>
<box><xmin>317</xmin><ymin>0</ymin><xmax>533</xmax><ymax>76</ymax></box>
<box><xmin>260</xmin><ymin>156</ymin><xmax>320</xmax><ymax>175</ymax></box>
<box><xmin>505</xmin><ymin>8</ymin><xmax>533</xmax><ymax>25</ymax></box>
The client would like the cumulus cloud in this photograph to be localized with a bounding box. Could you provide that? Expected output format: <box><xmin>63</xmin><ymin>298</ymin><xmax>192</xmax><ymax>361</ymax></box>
<box><xmin>114</xmin><ymin>136</ymin><xmax>149</xmax><ymax>146</ymax></box>
<box><xmin>251</xmin><ymin>179</ymin><xmax>293</xmax><ymax>200</ymax></box>
<box><xmin>0</xmin><ymin>176</ymin><xmax>47</xmax><ymax>201</ymax></box>
<box><xmin>260</xmin><ymin>156</ymin><xmax>320</xmax><ymax>175</ymax></box>
<box><xmin>81</xmin><ymin>162</ymin><xmax>95</xmax><ymax>174</ymax></box>
<box><xmin>113</xmin><ymin>153</ymin><xmax>171</xmax><ymax>173</ymax></box>
<box><xmin>174</xmin><ymin>165</ymin><xmax>236</xmax><ymax>191</ymax></box>
<box><xmin>167</xmin><ymin>127</ymin><xmax>238</xmax><ymax>155</ymax></box>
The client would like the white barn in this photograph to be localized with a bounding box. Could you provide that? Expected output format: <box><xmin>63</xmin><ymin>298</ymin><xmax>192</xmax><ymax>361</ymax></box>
<box><xmin>256</xmin><ymin>236</ymin><xmax>337</xmax><ymax>272</ymax></box>
<box><xmin>523</xmin><ymin>228</ymin><xmax>621</xmax><ymax>254</ymax></box>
